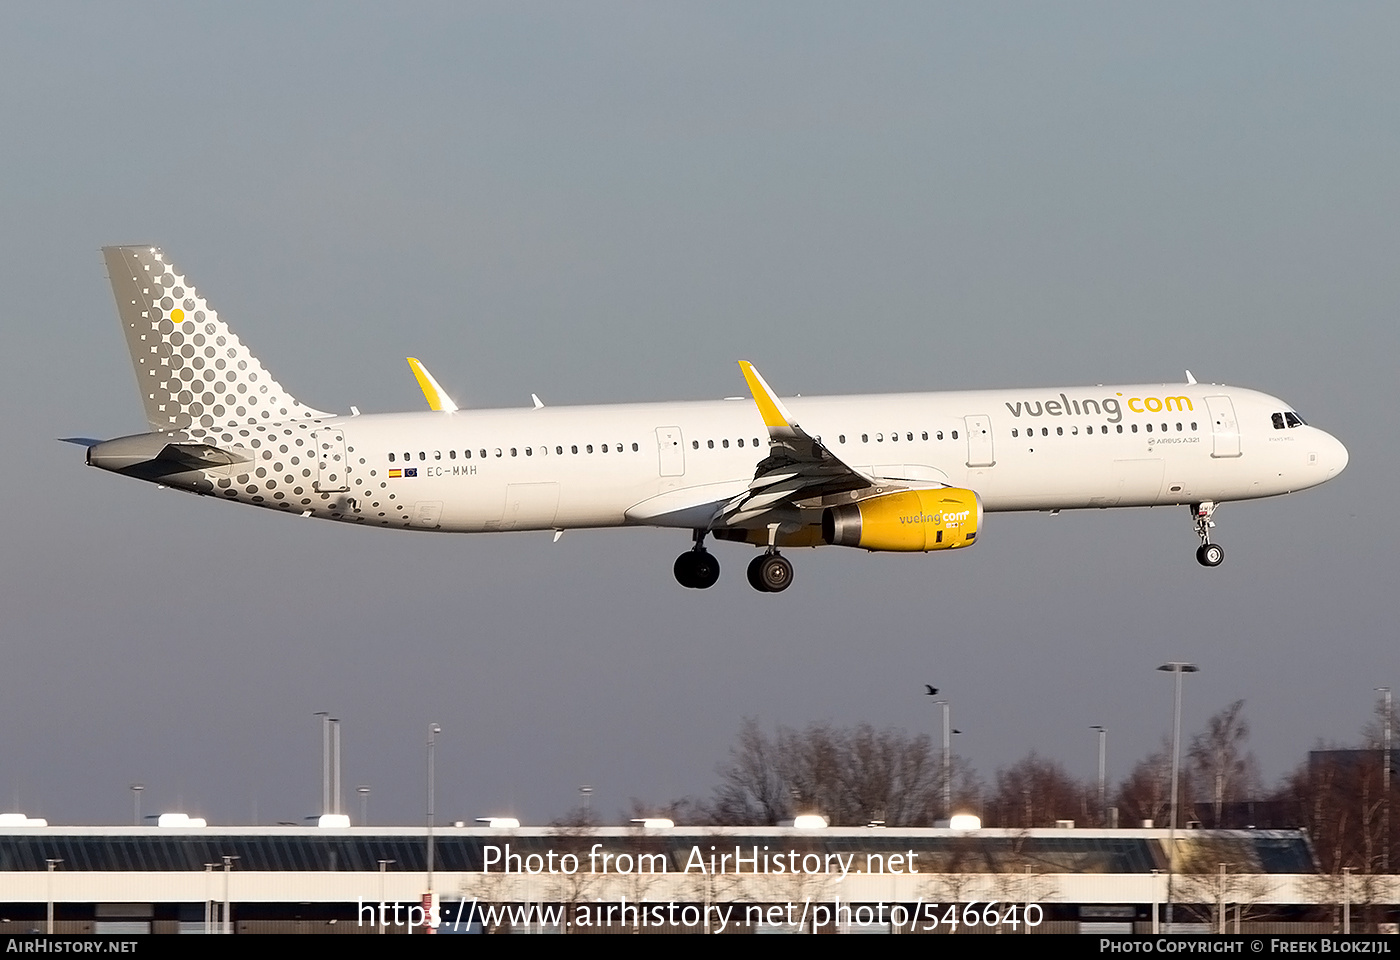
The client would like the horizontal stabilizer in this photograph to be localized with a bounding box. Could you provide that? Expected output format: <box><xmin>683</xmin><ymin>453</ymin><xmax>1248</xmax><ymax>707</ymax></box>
<box><xmin>87</xmin><ymin>432</ymin><xmax>250</xmax><ymax>478</ymax></box>
<box><xmin>58</xmin><ymin>437</ymin><xmax>103</xmax><ymax>447</ymax></box>
<box><xmin>158</xmin><ymin>443</ymin><xmax>251</xmax><ymax>469</ymax></box>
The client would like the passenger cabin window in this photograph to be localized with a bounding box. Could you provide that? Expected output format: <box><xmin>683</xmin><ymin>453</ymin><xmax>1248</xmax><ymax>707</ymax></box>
<box><xmin>388</xmin><ymin>453</ymin><xmax>395</xmax><ymax>462</ymax></box>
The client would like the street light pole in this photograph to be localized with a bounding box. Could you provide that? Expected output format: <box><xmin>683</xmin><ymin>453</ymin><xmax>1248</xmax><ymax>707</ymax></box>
<box><xmin>1091</xmin><ymin>726</ymin><xmax>1107</xmax><ymax>827</ymax></box>
<box><xmin>45</xmin><ymin>859</ymin><xmax>61</xmax><ymax>934</ymax></box>
<box><xmin>1378</xmin><ymin>686</ymin><xmax>1392</xmax><ymax>874</ymax></box>
<box><xmin>331</xmin><ymin>718</ymin><xmax>342</xmax><ymax>817</ymax></box>
<box><xmin>314</xmin><ymin>711</ymin><xmax>330</xmax><ymax>817</ymax></box>
<box><xmin>203</xmin><ymin>863</ymin><xmax>216</xmax><ymax>934</ymax></box>
<box><xmin>221</xmin><ymin>855</ymin><xmax>238</xmax><ymax>934</ymax></box>
<box><xmin>1157</xmin><ymin>661</ymin><xmax>1199</xmax><ymax>932</ymax></box>
<box><xmin>935</xmin><ymin>701</ymin><xmax>951</xmax><ymax>818</ymax></box>
<box><xmin>427</xmin><ymin>723</ymin><xmax>441</xmax><ymax>896</ymax></box>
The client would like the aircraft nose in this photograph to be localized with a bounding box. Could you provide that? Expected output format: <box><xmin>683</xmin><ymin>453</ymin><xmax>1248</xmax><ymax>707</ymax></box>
<box><xmin>1323</xmin><ymin>432</ymin><xmax>1348</xmax><ymax>478</ymax></box>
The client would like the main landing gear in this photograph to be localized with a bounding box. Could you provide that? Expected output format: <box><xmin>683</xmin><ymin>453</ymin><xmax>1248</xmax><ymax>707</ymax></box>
<box><xmin>746</xmin><ymin>523</ymin><xmax>793</xmax><ymax>593</ymax></box>
<box><xmin>1192</xmin><ymin>501</ymin><xmax>1224</xmax><ymax>567</ymax></box>
<box><xmin>674</xmin><ymin>529</ymin><xmax>720</xmax><ymax>589</ymax></box>
<box><xmin>673</xmin><ymin>526</ymin><xmax>794</xmax><ymax>593</ymax></box>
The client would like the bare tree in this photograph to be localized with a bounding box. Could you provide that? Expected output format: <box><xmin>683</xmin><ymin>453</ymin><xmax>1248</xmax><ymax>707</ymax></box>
<box><xmin>986</xmin><ymin>752</ymin><xmax>1089</xmax><ymax>828</ymax></box>
<box><xmin>1116</xmin><ymin>738</ymin><xmax>1184</xmax><ymax>828</ymax></box>
<box><xmin>709</xmin><ymin>717</ymin><xmax>792</xmax><ymax>825</ymax></box>
<box><xmin>705</xmin><ymin>718</ymin><xmax>947</xmax><ymax>826</ymax></box>
<box><xmin>1188</xmin><ymin>700</ymin><xmax>1259</xmax><ymax>827</ymax></box>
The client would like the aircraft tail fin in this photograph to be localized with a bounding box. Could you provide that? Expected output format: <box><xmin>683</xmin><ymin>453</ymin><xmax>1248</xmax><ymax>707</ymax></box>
<box><xmin>102</xmin><ymin>245</ymin><xmax>330</xmax><ymax>436</ymax></box>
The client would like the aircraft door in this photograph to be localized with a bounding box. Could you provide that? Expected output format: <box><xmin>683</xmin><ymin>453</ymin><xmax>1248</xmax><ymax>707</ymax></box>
<box><xmin>501</xmin><ymin>482</ymin><xmax>560</xmax><ymax>531</ymax></box>
<box><xmin>964</xmin><ymin>415</ymin><xmax>995</xmax><ymax>468</ymax></box>
<box><xmin>655</xmin><ymin>426</ymin><xmax>685</xmax><ymax>477</ymax></box>
<box><xmin>313</xmin><ymin>429</ymin><xmax>350</xmax><ymax>492</ymax></box>
<box><xmin>1204</xmin><ymin>396</ymin><xmax>1242</xmax><ymax>458</ymax></box>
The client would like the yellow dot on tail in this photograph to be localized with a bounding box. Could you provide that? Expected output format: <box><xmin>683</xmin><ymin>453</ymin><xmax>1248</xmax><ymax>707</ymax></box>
<box><xmin>170</xmin><ymin>308</ymin><xmax>184</xmax><ymax>322</ymax></box>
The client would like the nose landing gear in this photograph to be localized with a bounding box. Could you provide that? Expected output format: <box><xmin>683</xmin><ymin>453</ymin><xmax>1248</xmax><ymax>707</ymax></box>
<box><xmin>1192</xmin><ymin>502</ymin><xmax>1224</xmax><ymax>567</ymax></box>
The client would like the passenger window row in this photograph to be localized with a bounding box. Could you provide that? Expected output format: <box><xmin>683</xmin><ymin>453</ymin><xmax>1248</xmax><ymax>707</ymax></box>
<box><xmin>691</xmin><ymin>437</ymin><xmax>764</xmax><ymax>450</ymax></box>
<box><xmin>835</xmin><ymin>431</ymin><xmax>952</xmax><ymax>444</ymax></box>
<box><xmin>388</xmin><ymin>443</ymin><xmax>642</xmax><ymax>462</ymax></box>
<box><xmin>1012</xmin><ymin>422</ymin><xmax>1199</xmax><ymax>438</ymax></box>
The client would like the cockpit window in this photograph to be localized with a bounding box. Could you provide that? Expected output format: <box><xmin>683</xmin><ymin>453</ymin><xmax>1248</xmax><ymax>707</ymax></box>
<box><xmin>1285</xmin><ymin>411</ymin><xmax>1305</xmax><ymax>428</ymax></box>
<box><xmin>1272</xmin><ymin>412</ymin><xmax>1286</xmax><ymax>430</ymax></box>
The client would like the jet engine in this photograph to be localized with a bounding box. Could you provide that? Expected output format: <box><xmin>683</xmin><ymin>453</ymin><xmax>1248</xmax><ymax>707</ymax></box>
<box><xmin>822</xmin><ymin>488</ymin><xmax>981</xmax><ymax>552</ymax></box>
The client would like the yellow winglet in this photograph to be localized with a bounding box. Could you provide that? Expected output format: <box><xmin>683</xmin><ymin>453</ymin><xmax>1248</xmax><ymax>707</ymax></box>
<box><xmin>407</xmin><ymin>357</ymin><xmax>459</xmax><ymax>412</ymax></box>
<box><xmin>738</xmin><ymin>361</ymin><xmax>797</xmax><ymax>432</ymax></box>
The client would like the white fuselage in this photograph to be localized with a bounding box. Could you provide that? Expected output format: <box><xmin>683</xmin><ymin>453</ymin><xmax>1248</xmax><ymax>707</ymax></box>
<box><xmin>256</xmin><ymin>382</ymin><xmax>1345</xmax><ymax>534</ymax></box>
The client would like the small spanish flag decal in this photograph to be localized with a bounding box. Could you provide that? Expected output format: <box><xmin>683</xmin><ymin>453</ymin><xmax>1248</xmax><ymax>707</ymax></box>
<box><xmin>389</xmin><ymin>469</ymin><xmax>402</xmax><ymax>478</ymax></box>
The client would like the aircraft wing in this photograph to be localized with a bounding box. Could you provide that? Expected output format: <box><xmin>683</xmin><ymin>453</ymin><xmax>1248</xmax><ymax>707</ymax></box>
<box><xmin>716</xmin><ymin>362</ymin><xmax>878</xmax><ymax>527</ymax></box>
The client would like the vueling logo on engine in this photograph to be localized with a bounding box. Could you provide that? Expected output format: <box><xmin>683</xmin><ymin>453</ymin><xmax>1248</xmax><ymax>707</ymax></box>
<box><xmin>898</xmin><ymin>509</ymin><xmax>970</xmax><ymax>526</ymax></box>
<box><xmin>1003</xmin><ymin>392</ymin><xmax>1194</xmax><ymax>424</ymax></box>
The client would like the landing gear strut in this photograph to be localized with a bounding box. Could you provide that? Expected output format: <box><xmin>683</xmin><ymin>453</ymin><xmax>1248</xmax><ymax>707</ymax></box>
<box><xmin>674</xmin><ymin>529</ymin><xmax>720</xmax><ymax>589</ymax></box>
<box><xmin>746</xmin><ymin>523</ymin><xmax>793</xmax><ymax>593</ymax></box>
<box><xmin>1192</xmin><ymin>501</ymin><xmax>1224</xmax><ymax>567</ymax></box>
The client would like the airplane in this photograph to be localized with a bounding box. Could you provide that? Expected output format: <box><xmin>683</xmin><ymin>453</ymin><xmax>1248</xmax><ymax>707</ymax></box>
<box><xmin>75</xmin><ymin>245</ymin><xmax>1349</xmax><ymax>593</ymax></box>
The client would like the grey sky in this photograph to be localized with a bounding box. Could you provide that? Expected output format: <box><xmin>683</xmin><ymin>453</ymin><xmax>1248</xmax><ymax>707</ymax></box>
<box><xmin>1</xmin><ymin>3</ymin><xmax>1396</xmax><ymax>826</ymax></box>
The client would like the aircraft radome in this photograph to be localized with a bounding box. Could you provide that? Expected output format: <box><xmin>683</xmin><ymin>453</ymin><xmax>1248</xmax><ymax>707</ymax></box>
<box><xmin>71</xmin><ymin>246</ymin><xmax>1349</xmax><ymax>593</ymax></box>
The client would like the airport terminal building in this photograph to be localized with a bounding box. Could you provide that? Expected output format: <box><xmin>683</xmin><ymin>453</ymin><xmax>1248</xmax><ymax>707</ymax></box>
<box><xmin>0</xmin><ymin>823</ymin><xmax>1394</xmax><ymax>934</ymax></box>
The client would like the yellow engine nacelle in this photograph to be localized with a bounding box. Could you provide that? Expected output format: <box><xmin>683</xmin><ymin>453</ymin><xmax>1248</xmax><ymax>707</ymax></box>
<box><xmin>822</xmin><ymin>488</ymin><xmax>982</xmax><ymax>552</ymax></box>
